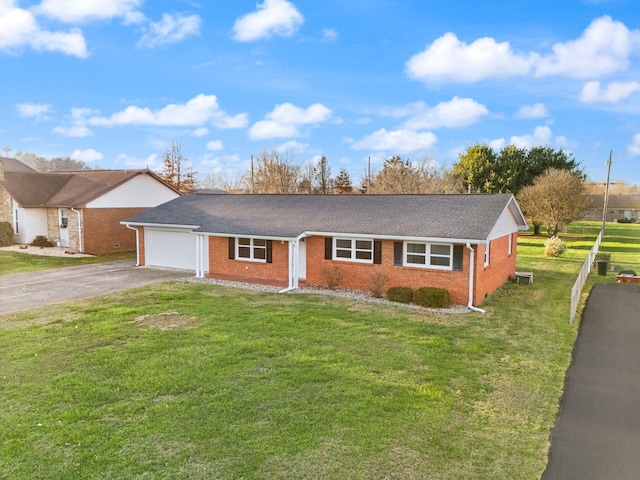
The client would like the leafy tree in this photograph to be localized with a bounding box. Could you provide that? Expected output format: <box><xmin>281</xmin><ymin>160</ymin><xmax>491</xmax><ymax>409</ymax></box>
<box><xmin>15</xmin><ymin>151</ymin><xmax>93</xmax><ymax>171</ymax></box>
<box><xmin>517</xmin><ymin>168</ymin><xmax>587</xmax><ymax>237</ymax></box>
<box><xmin>334</xmin><ymin>167</ymin><xmax>353</xmax><ymax>194</ymax></box>
<box><xmin>453</xmin><ymin>144</ymin><xmax>581</xmax><ymax>194</ymax></box>
<box><xmin>156</xmin><ymin>140</ymin><xmax>199</xmax><ymax>192</ymax></box>
<box><xmin>453</xmin><ymin>144</ymin><xmax>498</xmax><ymax>193</ymax></box>
<box><xmin>242</xmin><ymin>150</ymin><xmax>301</xmax><ymax>193</ymax></box>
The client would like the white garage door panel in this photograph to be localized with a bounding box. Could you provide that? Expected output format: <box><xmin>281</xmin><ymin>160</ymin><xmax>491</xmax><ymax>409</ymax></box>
<box><xmin>145</xmin><ymin>229</ymin><xmax>196</xmax><ymax>270</ymax></box>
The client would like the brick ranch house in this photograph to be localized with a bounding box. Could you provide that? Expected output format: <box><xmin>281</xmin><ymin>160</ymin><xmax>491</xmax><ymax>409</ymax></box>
<box><xmin>123</xmin><ymin>193</ymin><xmax>528</xmax><ymax>308</ymax></box>
<box><xmin>0</xmin><ymin>157</ymin><xmax>181</xmax><ymax>254</ymax></box>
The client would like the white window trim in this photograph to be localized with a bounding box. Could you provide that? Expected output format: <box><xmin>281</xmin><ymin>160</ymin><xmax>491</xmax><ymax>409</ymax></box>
<box><xmin>333</xmin><ymin>237</ymin><xmax>374</xmax><ymax>264</ymax></box>
<box><xmin>403</xmin><ymin>242</ymin><xmax>453</xmax><ymax>270</ymax></box>
<box><xmin>484</xmin><ymin>241</ymin><xmax>490</xmax><ymax>267</ymax></box>
<box><xmin>508</xmin><ymin>233</ymin><xmax>513</xmax><ymax>255</ymax></box>
<box><xmin>236</xmin><ymin>237</ymin><xmax>267</xmax><ymax>263</ymax></box>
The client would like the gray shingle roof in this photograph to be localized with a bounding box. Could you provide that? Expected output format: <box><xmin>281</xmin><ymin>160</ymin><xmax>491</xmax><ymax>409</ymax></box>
<box><xmin>125</xmin><ymin>193</ymin><xmax>526</xmax><ymax>241</ymax></box>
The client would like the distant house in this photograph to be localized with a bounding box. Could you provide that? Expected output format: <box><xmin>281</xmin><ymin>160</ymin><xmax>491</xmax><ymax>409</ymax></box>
<box><xmin>584</xmin><ymin>195</ymin><xmax>640</xmax><ymax>222</ymax></box>
<box><xmin>122</xmin><ymin>193</ymin><xmax>528</xmax><ymax>307</ymax></box>
<box><xmin>0</xmin><ymin>157</ymin><xmax>181</xmax><ymax>254</ymax></box>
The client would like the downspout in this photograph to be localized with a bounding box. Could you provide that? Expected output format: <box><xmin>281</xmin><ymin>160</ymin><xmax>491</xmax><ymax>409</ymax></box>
<box><xmin>279</xmin><ymin>233</ymin><xmax>306</xmax><ymax>293</ymax></box>
<box><xmin>71</xmin><ymin>208</ymin><xmax>83</xmax><ymax>252</ymax></box>
<box><xmin>466</xmin><ymin>243</ymin><xmax>486</xmax><ymax>313</ymax></box>
<box><xmin>125</xmin><ymin>224</ymin><xmax>140</xmax><ymax>266</ymax></box>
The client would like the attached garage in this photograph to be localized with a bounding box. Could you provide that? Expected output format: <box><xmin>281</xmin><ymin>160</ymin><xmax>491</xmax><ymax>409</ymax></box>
<box><xmin>144</xmin><ymin>227</ymin><xmax>198</xmax><ymax>271</ymax></box>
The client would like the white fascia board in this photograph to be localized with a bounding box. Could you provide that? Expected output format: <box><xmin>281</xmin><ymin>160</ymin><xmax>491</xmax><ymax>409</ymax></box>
<box><xmin>200</xmin><ymin>231</ymin><xmax>297</xmax><ymax>242</ymax></box>
<box><xmin>304</xmin><ymin>231</ymin><xmax>485</xmax><ymax>245</ymax></box>
<box><xmin>120</xmin><ymin>221</ymin><xmax>200</xmax><ymax>230</ymax></box>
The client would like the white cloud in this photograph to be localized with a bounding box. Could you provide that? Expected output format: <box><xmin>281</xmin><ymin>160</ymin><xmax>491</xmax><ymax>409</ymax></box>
<box><xmin>628</xmin><ymin>133</ymin><xmax>640</xmax><ymax>157</ymax></box>
<box><xmin>249</xmin><ymin>102</ymin><xmax>332</xmax><ymax>140</ymax></box>
<box><xmin>16</xmin><ymin>102</ymin><xmax>52</xmax><ymax>121</ymax></box>
<box><xmin>137</xmin><ymin>13</ymin><xmax>201</xmax><ymax>48</ymax></box>
<box><xmin>350</xmin><ymin>128</ymin><xmax>438</xmax><ymax>152</ymax></box>
<box><xmin>71</xmin><ymin>148</ymin><xmax>103</xmax><ymax>163</ymax></box>
<box><xmin>206</xmin><ymin>140</ymin><xmax>224</xmax><ymax>151</ymax></box>
<box><xmin>277</xmin><ymin>140</ymin><xmax>308</xmax><ymax>153</ymax></box>
<box><xmin>53</xmin><ymin>125</ymin><xmax>92</xmax><ymax>137</ymax></box>
<box><xmin>116</xmin><ymin>152</ymin><xmax>160</xmax><ymax>169</ymax></box>
<box><xmin>509</xmin><ymin>125</ymin><xmax>554</xmax><ymax>149</ymax></box>
<box><xmin>395</xmin><ymin>97</ymin><xmax>489</xmax><ymax>129</ymax></box>
<box><xmin>0</xmin><ymin>2</ymin><xmax>88</xmax><ymax>57</ymax></box>
<box><xmin>88</xmin><ymin>94</ymin><xmax>248</xmax><ymax>129</ymax></box>
<box><xmin>232</xmin><ymin>0</ymin><xmax>304</xmax><ymax>42</ymax></box>
<box><xmin>515</xmin><ymin>103</ymin><xmax>550</xmax><ymax>119</ymax></box>
<box><xmin>322</xmin><ymin>28</ymin><xmax>338</xmax><ymax>42</ymax></box>
<box><xmin>406</xmin><ymin>16</ymin><xmax>640</xmax><ymax>84</ymax></box>
<box><xmin>535</xmin><ymin>16</ymin><xmax>640</xmax><ymax>78</ymax></box>
<box><xmin>405</xmin><ymin>32</ymin><xmax>534</xmax><ymax>83</ymax></box>
<box><xmin>191</xmin><ymin>127</ymin><xmax>209</xmax><ymax>137</ymax></box>
<box><xmin>34</xmin><ymin>0</ymin><xmax>145</xmax><ymax>24</ymax></box>
<box><xmin>579</xmin><ymin>80</ymin><xmax>640</xmax><ymax>103</ymax></box>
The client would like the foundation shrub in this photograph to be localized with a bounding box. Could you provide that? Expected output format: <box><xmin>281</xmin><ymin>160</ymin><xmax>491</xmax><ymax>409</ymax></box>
<box><xmin>386</xmin><ymin>286</ymin><xmax>414</xmax><ymax>304</ymax></box>
<box><xmin>0</xmin><ymin>222</ymin><xmax>14</xmax><ymax>247</ymax></box>
<box><xmin>320</xmin><ymin>266</ymin><xmax>344</xmax><ymax>290</ymax></box>
<box><xmin>368</xmin><ymin>272</ymin><xmax>389</xmax><ymax>298</ymax></box>
<box><xmin>31</xmin><ymin>235</ymin><xmax>54</xmax><ymax>248</ymax></box>
<box><xmin>414</xmin><ymin>287</ymin><xmax>451</xmax><ymax>308</ymax></box>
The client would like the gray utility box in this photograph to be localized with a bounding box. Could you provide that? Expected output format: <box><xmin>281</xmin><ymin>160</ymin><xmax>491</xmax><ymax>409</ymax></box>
<box><xmin>515</xmin><ymin>272</ymin><xmax>534</xmax><ymax>285</ymax></box>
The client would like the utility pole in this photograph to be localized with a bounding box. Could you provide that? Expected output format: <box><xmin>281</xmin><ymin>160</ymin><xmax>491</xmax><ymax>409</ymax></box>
<box><xmin>250</xmin><ymin>155</ymin><xmax>254</xmax><ymax>194</ymax></box>
<box><xmin>601</xmin><ymin>150</ymin><xmax>612</xmax><ymax>236</ymax></box>
<box><xmin>367</xmin><ymin>156</ymin><xmax>371</xmax><ymax>194</ymax></box>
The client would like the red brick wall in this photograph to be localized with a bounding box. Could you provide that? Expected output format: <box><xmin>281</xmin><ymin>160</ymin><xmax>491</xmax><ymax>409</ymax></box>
<box><xmin>206</xmin><ymin>236</ymin><xmax>289</xmax><ymax>284</ymax></box>
<box><xmin>305</xmin><ymin>237</ymin><xmax>473</xmax><ymax>305</ymax></box>
<box><xmin>473</xmin><ymin>233</ymin><xmax>517</xmax><ymax>305</ymax></box>
<box><xmin>83</xmin><ymin>208</ymin><xmax>147</xmax><ymax>254</ymax></box>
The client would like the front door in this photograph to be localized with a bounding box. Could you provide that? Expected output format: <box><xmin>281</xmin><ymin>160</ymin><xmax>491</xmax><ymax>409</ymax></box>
<box><xmin>59</xmin><ymin>209</ymin><xmax>69</xmax><ymax>247</ymax></box>
<box><xmin>298</xmin><ymin>238</ymin><xmax>307</xmax><ymax>280</ymax></box>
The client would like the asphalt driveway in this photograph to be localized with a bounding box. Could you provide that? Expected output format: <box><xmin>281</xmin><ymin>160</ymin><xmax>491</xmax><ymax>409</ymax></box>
<box><xmin>0</xmin><ymin>260</ymin><xmax>190</xmax><ymax>315</ymax></box>
<box><xmin>542</xmin><ymin>283</ymin><xmax>640</xmax><ymax>480</ymax></box>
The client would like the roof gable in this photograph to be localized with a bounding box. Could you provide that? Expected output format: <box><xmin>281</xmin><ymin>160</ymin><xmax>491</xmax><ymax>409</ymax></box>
<box><xmin>126</xmin><ymin>193</ymin><xmax>528</xmax><ymax>242</ymax></box>
<box><xmin>1</xmin><ymin>167</ymin><xmax>180</xmax><ymax>208</ymax></box>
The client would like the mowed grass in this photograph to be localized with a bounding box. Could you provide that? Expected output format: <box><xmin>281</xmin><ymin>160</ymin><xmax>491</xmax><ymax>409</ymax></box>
<box><xmin>1</xmin><ymin>222</ymin><xmax>638</xmax><ymax>479</ymax></box>
<box><xmin>0</xmin><ymin>250</ymin><xmax>136</xmax><ymax>275</ymax></box>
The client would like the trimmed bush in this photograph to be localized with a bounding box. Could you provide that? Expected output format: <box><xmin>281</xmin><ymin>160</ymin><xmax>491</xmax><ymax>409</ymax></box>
<box><xmin>31</xmin><ymin>235</ymin><xmax>55</xmax><ymax>248</ymax></box>
<box><xmin>0</xmin><ymin>221</ymin><xmax>15</xmax><ymax>247</ymax></box>
<box><xmin>414</xmin><ymin>287</ymin><xmax>451</xmax><ymax>308</ymax></box>
<box><xmin>386</xmin><ymin>286</ymin><xmax>414</xmax><ymax>304</ymax></box>
<box><xmin>544</xmin><ymin>236</ymin><xmax>566</xmax><ymax>257</ymax></box>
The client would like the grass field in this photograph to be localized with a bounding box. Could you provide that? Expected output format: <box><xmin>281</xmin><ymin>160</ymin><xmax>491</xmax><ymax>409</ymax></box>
<box><xmin>0</xmin><ymin>250</ymin><xmax>135</xmax><ymax>275</ymax></box>
<box><xmin>1</xmin><ymin>222</ymin><xmax>638</xmax><ymax>479</ymax></box>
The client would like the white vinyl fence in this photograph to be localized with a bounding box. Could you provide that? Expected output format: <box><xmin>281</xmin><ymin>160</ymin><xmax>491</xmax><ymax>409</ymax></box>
<box><xmin>569</xmin><ymin>228</ymin><xmax>604</xmax><ymax>324</ymax></box>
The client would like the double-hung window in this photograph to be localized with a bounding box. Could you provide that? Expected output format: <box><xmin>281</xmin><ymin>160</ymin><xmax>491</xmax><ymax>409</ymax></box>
<box><xmin>334</xmin><ymin>238</ymin><xmax>373</xmax><ymax>263</ymax></box>
<box><xmin>237</xmin><ymin>237</ymin><xmax>267</xmax><ymax>262</ymax></box>
<box><xmin>404</xmin><ymin>242</ymin><xmax>452</xmax><ymax>269</ymax></box>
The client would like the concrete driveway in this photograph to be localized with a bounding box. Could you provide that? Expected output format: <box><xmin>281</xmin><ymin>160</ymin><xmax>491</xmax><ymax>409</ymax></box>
<box><xmin>0</xmin><ymin>260</ymin><xmax>190</xmax><ymax>315</ymax></box>
<box><xmin>542</xmin><ymin>283</ymin><xmax>640</xmax><ymax>480</ymax></box>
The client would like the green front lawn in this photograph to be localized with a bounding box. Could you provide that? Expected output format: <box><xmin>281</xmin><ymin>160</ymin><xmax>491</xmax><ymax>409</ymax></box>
<box><xmin>0</xmin><ymin>250</ymin><xmax>136</xmax><ymax>275</ymax></box>
<box><xmin>1</xmin><ymin>222</ymin><xmax>638</xmax><ymax>479</ymax></box>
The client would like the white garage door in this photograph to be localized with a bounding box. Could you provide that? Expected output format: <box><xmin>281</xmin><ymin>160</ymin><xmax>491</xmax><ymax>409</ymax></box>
<box><xmin>145</xmin><ymin>228</ymin><xmax>196</xmax><ymax>270</ymax></box>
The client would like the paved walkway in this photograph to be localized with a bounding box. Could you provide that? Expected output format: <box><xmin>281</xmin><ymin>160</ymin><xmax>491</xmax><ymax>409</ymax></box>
<box><xmin>0</xmin><ymin>260</ymin><xmax>189</xmax><ymax>315</ymax></box>
<box><xmin>542</xmin><ymin>283</ymin><xmax>640</xmax><ymax>480</ymax></box>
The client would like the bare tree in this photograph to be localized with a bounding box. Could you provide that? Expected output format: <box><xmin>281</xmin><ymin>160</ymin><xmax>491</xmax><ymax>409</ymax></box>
<box><xmin>517</xmin><ymin>168</ymin><xmax>587</xmax><ymax>236</ymax></box>
<box><xmin>14</xmin><ymin>152</ymin><xmax>93</xmax><ymax>171</ymax></box>
<box><xmin>156</xmin><ymin>140</ymin><xmax>199</xmax><ymax>192</ymax></box>
<box><xmin>242</xmin><ymin>150</ymin><xmax>301</xmax><ymax>193</ymax></box>
<box><xmin>202</xmin><ymin>172</ymin><xmax>244</xmax><ymax>192</ymax></box>
<box><xmin>312</xmin><ymin>155</ymin><xmax>333</xmax><ymax>194</ymax></box>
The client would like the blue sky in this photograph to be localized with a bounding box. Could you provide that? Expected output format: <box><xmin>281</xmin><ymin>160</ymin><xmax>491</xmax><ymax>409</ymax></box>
<box><xmin>2</xmin><ymin>0</ymin><xmax>640</xmax><ymax>186</ymax></box>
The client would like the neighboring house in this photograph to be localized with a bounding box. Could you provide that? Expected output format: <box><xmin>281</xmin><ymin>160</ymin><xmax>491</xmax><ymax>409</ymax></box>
<box><xmin>0</xmin><ymin>157</ymin><xmax>181</xmax><ymax>254</ymax></box>
<box><xmin>584</xmin><ymin>195</ymin><xmax>640</xmax><ymax>222</ymax></box>
<box><xmin>122</xmin><ymin>193</ymin><xmax>528</xmax><ymax>307</ymax></box>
